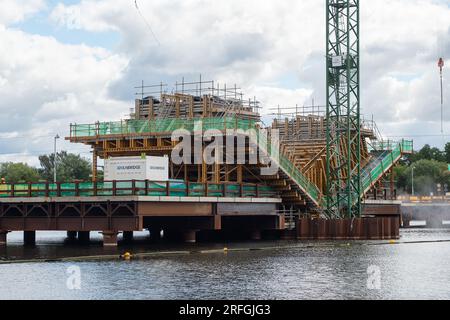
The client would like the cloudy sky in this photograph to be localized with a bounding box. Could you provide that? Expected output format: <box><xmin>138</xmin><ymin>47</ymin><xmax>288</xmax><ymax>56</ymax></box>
<box><xmin>1</xmin><ymin>0</ymin><xmax>450</xmax><ymax>165</ymax></box>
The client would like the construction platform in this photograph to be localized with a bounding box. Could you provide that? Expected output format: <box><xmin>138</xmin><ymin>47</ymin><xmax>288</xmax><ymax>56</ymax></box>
<box><xmin>0</xmin><ymin>78</ymin><xmax>413</xmax><ymax>246</ymax></box>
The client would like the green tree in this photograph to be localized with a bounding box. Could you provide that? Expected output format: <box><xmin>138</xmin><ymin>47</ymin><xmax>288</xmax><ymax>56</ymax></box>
<box><xmin>431</xmin><ymin>147</ymin><xmax>445</xmax><ymax>162</ymax></box>
<box><xmin>0</xmin><ymin>162</ymin><xmax>41</xmax><ymax>183</ymax></box>
<box><xmin>394</xmin><ymin>165</ymin><xmax>408</xmax><ymax>191</ymax></box>
<box><xmin>402</xmin><ymin>159</ymin><xmax>447</xmax><ymax>195</ymax></box>
<box><xmin>416</xmin><ymin>144</ymin><xmax>433</xmax><ymax>160</ymax></box>
<box><xmin>445</xmin><ymin>142</ymin><xmax>450</xmax><ymax>164</ymax></box>
<box><xmin>38</xmin><ymin>151</ymin><xmax>91</xmax><ymax>182</ymax></box>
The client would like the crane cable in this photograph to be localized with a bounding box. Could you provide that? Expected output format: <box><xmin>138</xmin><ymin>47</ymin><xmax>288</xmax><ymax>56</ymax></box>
<box><xmin>439</xmin><ymin>57</ymin><xmax>444</xmax><ymax>134</ymax></box>
<box><xmin>134</xmin><ymin>0</ymin><xmax>161</xmax><ymax>46</ymax></box>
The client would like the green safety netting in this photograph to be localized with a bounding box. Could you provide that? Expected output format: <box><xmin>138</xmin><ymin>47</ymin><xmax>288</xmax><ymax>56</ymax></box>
<box><xmin>362</xmin><ymin>139</ymin><xmax>413</xmax><ymax>194</ymax></box>
<box><xmin>71</xmin><ymin>117</ymin><xmax>258</xmax><ymax>138</ymax></box>
<box><xmin>0</xmin><ymin>181</ymin><xmax>277</xmax><ymax>199</ymax></box>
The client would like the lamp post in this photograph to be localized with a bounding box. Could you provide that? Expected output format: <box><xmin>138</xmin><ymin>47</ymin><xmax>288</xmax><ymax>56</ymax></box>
<box><xmin>54</xmin><ymin>134</ymin><xmax>60</xmax><ymax>183</ymax></box>
<box><xmin>411</xmin><ymin>166</ymin><xmax>415</xmax><ymax>196</ymax></box>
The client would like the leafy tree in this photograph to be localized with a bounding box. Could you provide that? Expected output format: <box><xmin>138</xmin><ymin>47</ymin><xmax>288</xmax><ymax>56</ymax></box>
<box><xmin>445</xmin><ymin>142</ymin><xmax>450</xmax><ymax>164</ymax></box>
<box><xmin>431</xmin><ymin>147</ymin><xmax>445</xmax><ymax>162</ymax></box>
<box><xmin>394</xmin><ymin>165</ymin><xmax>408</xmax><ymax>191</ymax></box>
<box><xmin>38</xmin><ymin>151</ymin><xmax>91</xmax><ymax>182</ymax></box>
<box><xmin>411</xmin><ymin>144</ymin><xmax>445</xmax><ymax>162</ymax></box>
<box><xmin>0</xmin><ymin>162</ymin><xmax>41</xmax><ymax>183</ymax></box>
<box><xmin>400</xmin><ymin>159</ymin><xmax>448</xmax><ymax>195</ymax></box>
<box><xmin>416</xmin><ymin>144</ymin><xmax>433</xmax><ymax>161</ymax></box>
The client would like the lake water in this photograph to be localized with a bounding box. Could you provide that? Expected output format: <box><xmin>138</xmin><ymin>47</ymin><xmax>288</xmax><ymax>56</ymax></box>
<box><xmin>1</xmin><ymin>229</ymin><xmax>450</xmax><ymax>300</ymax></box>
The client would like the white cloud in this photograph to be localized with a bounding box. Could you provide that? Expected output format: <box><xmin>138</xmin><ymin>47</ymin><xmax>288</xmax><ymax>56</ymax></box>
<box><xmin>48</xmin><ymin>0</ymin><xmax>450</xmax><ymax>133</ymax></box>
<box><xmin>1</xmin><ymin>0</ymin><xmax>450</xmax><ymax>167</ymax></box>
<box><xmin>0</xmin><ymin>25</ymin><xmax>130</xmax><ymax>163</ymax></box>
<box><xmin>0</xmin><ymin>0</ymin><xmax>46</xmax><ymax>25</ymax></box>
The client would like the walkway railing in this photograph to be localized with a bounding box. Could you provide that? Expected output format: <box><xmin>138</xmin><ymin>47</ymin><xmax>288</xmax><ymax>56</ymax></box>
<box><xmin>255</xmin><ymin>130</ymin><xmax>322</xmax><ymax>206</ymax></box>
<box><xmin>0</xmin><ymin>181</ymin><xmax>278</xmax><ymax>199</ymax></box>
<box><xmin>70</xmin><ymin>117</ymin><xmax>258</xmax><ymax>138</ymax></box>
<box><xmin>362</xmin><ymin>139</ymin><xmax>413</xmax><ymax>194</ymax></box>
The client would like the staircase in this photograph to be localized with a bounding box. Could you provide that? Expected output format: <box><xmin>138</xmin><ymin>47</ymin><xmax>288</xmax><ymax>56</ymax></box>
<box><xmin>361</xmin><ymin>140</ymin><xmax>413</xmax><ymax>195</ymax></box>
<box><xmin>254</xmin><ymin>130</ymin><xmax>323</xmax><ymax>210</ymax></box>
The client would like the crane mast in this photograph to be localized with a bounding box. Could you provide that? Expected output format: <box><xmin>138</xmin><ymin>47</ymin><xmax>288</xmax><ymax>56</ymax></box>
<box><xmin>326</xmin><ymin>0</ymin><xmax>361</xmax><ymax>218</ymax></box>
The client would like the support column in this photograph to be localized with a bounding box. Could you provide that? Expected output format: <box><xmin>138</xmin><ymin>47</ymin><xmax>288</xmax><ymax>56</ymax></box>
<box><xmin>250</xmin><ymin>230</ymin><xmax>262</xmax><ymax>241</ymax></box>
<box><xmin>102</xmin><ymin>231</ymin><xmax>118</xmax><ymax>247</ymax></box>
<box><xmin>213</xmin><ymin>215</ymin><xmax>222</xmax><ymax>231</ymax></box>
<box><xmin>67</xmin><ymin>231</ymin><xmax>77</xmax><ymax>241</ymax></box>
<box><xmin>149</xmin><ymin>227</ymin><xmax>162</xmax><ymax>241</ymax></box>
<box><xmin>182</xmin><ymin>230</ymin><xmax>197</xmax><ymax>243</ymax></box>
<box><xmin>402</xmin><ymin>219</ymin><xmax>410</xmax><ymax>228</ymax></box>
<box><xmin>123</xmin><ymin>231</ymin><xmax>134</xmax><ymax>243</ymax></box>
<box><xmin>24</xmin><ymin>231</ymin><xmax>36</xmax><ymax>246</ymax></box>
<box><xmin>92</xmin><ymin>148</ymin><xmax>98</xmax><ymax>182</ymax></box>
<box><xmin>0</xmin><ymin>231</ymin><xmax>8</xmax><ymax>246</ymax></box>
<box><xmin>78</xmin><ymin>231</ymin><xmax>90</xmax><ymax>244</ymax></box>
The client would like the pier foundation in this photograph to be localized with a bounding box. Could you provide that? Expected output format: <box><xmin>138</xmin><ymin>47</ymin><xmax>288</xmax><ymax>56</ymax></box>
<box><xmin>78</xmin><ymin>231</ymin><xmax>90</xmax><ymax>244</ymax></box>
<box><xmin>250</xmin><ymin>230</ymin><xmax>262</xmax><ymax>241</ymax></box>
<box><xmin>102</xmin><ymin>231</ymin><xmax>118</xmax><ymax>247</ymax></box>
<box><xmin>24</xmin><ymin>231</ymin><xmax>36</xmax><ymax>246</ymax></box>
<box><xmin>67</xmin><ymin>231</ymin><xmax>77</xmax><ymax>241</ymax></box>
<box><xmin>0</xmin><ymin>230</ymin><xmax>8</xmax><ymax>246</ymax></box>
<box><xmin>294</xmin><ymin>217</ymin><xmax>400</xmax><ymax>240</ymax></box>
<box><xmin>149</xmin><ymin>228</ymin><xmax>162</xmax><ymax>241</ymax></box>
<box><xmin>402</xmin><ymin>219</ymin><xmax>411</xmax><ymax>228</ymax></box>
<box><xmin>123</xmin><ymin>231</ymin><xmax>134</xmax><ymax>243</ymax></box>
<box><xmin>182</xmin><ymin>230</ymin><xmax>197</xmax><ymax>243</ymax></box>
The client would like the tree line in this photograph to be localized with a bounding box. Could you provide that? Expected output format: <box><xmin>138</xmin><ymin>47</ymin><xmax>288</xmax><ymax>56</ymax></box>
<box><xmin>395</xmin><ymin>144</ymin><xmax>450</xmax><ymax>195</ymax></box>
<box><xmin>0</xmin><ymin>151</ymin><xmax>92</xmax><ymax>184</ymax></box>
<box><xmin>2</xmin><ymin>145</ymin><xmax>450</xmax><ymax>195</ymax></box>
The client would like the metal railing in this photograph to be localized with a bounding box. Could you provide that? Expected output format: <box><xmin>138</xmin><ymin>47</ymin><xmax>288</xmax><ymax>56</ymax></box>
<box><xmin>362</xmin><ymin>140</ymin><xmax>413</xmax><ymax>194</ymax></box>
<box><xmin>255</xmin><ymin>130</ymin><xmax>322</xmax><ymax>206</ymax></box>
<box><xmin>69</xmin><ymin>117</ymin><xmax>259</xmax><ymax>138</ymax></box>
<box><xmin>0</xmin><ymin>180</ymin><xmax>278</xmax><ymax>199</ymax></box>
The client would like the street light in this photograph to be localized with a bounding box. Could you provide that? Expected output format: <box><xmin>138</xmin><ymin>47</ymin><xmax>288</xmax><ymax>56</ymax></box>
<box><xmin>54</xmin><ymin>134</ymin><xmax>60</xmax><ymax>183</ymax></box>
<box><xmin>411</xmin><ymin>165</ymin><xmax>415</xmax><ymax>196</ymax></box>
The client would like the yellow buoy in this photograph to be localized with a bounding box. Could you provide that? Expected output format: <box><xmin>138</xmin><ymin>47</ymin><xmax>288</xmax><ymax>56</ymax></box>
<box><xmin>121</xmin><ymin>252</ymin><xmax>132</xmax><ymax>260</ymax></box>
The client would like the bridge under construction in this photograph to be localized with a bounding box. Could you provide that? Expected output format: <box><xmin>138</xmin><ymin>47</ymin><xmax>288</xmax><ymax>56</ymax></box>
<box><xmin>0</xmin><ymin>1</ymin><xmax>413</xmax><ymax>246</ymax></box>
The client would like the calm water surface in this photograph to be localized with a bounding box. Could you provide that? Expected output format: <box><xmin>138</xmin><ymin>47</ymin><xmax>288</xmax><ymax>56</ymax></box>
<box><xmin>1</xmin><ymin>229</ymin><xmax>450</xmax><ymax>300</ymax></box>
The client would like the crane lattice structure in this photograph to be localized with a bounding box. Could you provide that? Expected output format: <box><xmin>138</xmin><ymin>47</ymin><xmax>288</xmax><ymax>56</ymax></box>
<box><xmin>326</xmin><ymin>0</ymin><xmax>361</xmax><ymax>218</ymax></box>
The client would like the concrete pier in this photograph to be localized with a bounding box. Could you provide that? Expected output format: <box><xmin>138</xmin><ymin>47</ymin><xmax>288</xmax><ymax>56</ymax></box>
<box><xmin>67</xmin><ymin>231</ymin><xmax>77</xmax><ymax>241</ymax></box>
<box><xmin>182</xmin><ymin>230</ymin><xmax>197</xmax><ymax>243</ymax></box>
<box><xmin>250</xmin><ymin>230</ymin><xmax>262</xmax><ymax>241</ymax></box>
<box><xmin>78</xmin><ymin>231</ymin><xmax>90</xmax><ymax>244</ymax></box>
<box><xmin>0</xmin><ymin>230</ymin><xmax>8</xmax><ymax>246</ymax></box>
<box><xmin>24</xmin><ymin>231</ymin><xmax>36</xmax><ymax>246</ymax></box>
<box><xmin>149</xmin><ymin>228</ymin><xmax>162</xmax><ymax>241</ymax></box>
<box><xmin>123</xmin><ymin>231</ymin><xmax>134</xmax><ymax>243</ymax></box>
<box><xmin>102</xmin><ymin>231</ymin><xmax>118</xmax><ymax>247</ymax></box>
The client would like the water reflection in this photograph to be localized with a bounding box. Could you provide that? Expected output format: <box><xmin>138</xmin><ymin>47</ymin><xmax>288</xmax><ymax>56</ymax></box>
<box><xmin>1</xmin><ymin>229</ymin><xmax>450</xmax><ymax>300</ymax></box>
